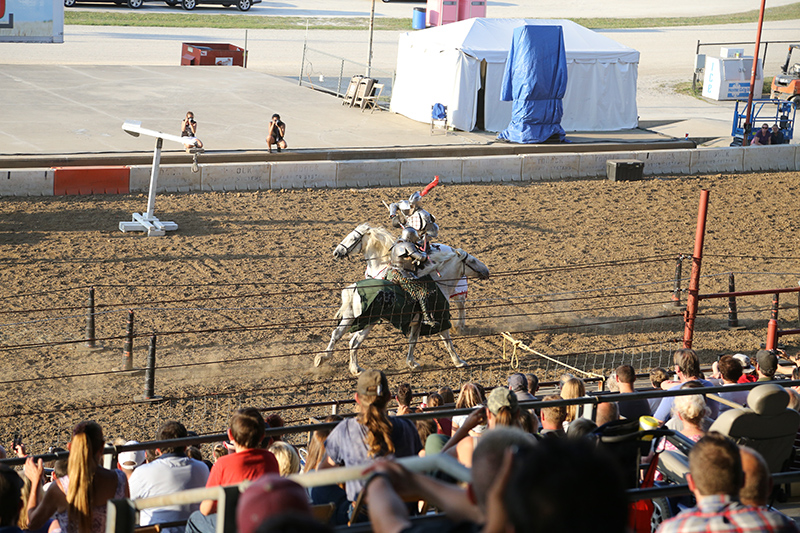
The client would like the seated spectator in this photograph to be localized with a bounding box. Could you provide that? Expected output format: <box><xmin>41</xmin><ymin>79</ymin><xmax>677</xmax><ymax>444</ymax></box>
<box><xmin>596</xmin><ymin>401</ymin><xmax>620</xmax><ymax>427</ymax></box>
<box><xmin>236</xmin><ymin>475</ymin><xmax>318</xmax><ymax>533</ymax></box>
<box><xmin>524</xmin><ymin>372</ymin><xmax>540</xmax><ymax>400</ymax></box>
<box><xmin>566</xmin><ymin>418</ymin><xmax>597</xmax><ymax>439</ymax></box>
<box><xmin>19</xmin><ymin>474</ymin><xmax>52</xmax><ymax>533</ymax></box>
<box><xmin>268</xmin><ymin>442</ymin><xmax>300</xmax><ymax>477</ymax></box>
<box><xmin>734</xmin><ymin>353</ymin><xmax>758</xmax><ymax>383</ymax></box>
<box><xmin>755</xmin><ymin>349</ymin><xmax>778</xmax><ymax>382</ymax></box>
<box><xmin>658</xmin><ymin>433</ymin><xmax>798</xmax><ymax>532</ymax></box>
<box><xmin>1</xmin><ymin>464</ymin><xmax>24</xmax><ymax>533</ymax></box>
<box><xmin>117</xmin><ymin>441</ymin><xmax>145</xmax><ymax>481</ymax></box>
<box><xmin>739</xmin><ymin>446</ymin><xmax>773</xmax><ymax>507</ymax></box>
<box><xmin>437</xmin><ymin>386</ymin><xmax>455</xmax><ymax>405</ymax></box>
<box><xmin>130</xmin><ymin>421</ymin><xmax>209</xmax><ymax>533</ymax></box>
<box><xmin>365</xmin><ymin>427</ymin><xmax>537</xmax><ymax>533</ymax></box>
<box><xmin>519</xmin><ymin>408</ymin><xmax>540</xmax><ymax>435</ymax></box>
<box><xmin>648</xmin><ymin>367</ymin><xmax>671</xmax><ymax>414</ymax></box>
<box><xmin>394</xmin><ymin>383</ymin><xmax>414</xmax><ymax>416</ymax></box>
<box><xmin>265</xmin><ymin>414</ymin><xmax>285</xmax><ymax>444</ymax></box>
<box><xmin>211</xmin><ymin>444</ymin><xmax>228</xmax><ymax>464</ymax></box>
<box><xmin>615</xmin><ymin>364</ymin><xmax>651</xmax><ymax>420</ymax></box>
<box><xmin>24</xmin><ymin>421</ymin><xmax>129</xmax><ymax>533</ymax></box>
<box><xmin>414</xmin><ymin>419</ymin><xmax>443</xmax><ymax>457</ymax></box>
<box><xmin>710</xmin><ymin>355</ymin><xmax>749</xmax><ymax>412</ymax></box>
<box><xmin>442</xmin><ymin>387</ymin><xmax>522</xmax><ymax>467</ymax></box>
<box><xmin>424</xmin><ymin>393</ymin><xmax>452</xmax><ymax>436</ymax></box>
<box><xmin>185</xmin><ymin>408</ymin><xmax>279</xmax><ymax>533</ymax></box>
<box><xmin>503</xmin><ymin>437</ymin><xmax>629</xmax><ymax>533</ymax></box>
<box><xmin>304</xmin><ymin>416</ymin><xmax>348</xmax><ymax>526</ymax></box>
<box><xmin>787</xmin><ymin>388</ymin><xmax>800</xmax><ymax>411</ymax></box>
<box><xmin>660</xmin><ymin>393</ymin><xmax>708</xmax><ymax>452</ymax></box>
<box><xmin>508</xmin><ymin>373</ymin><xmax>535</xmax><ymax>403</ymax></box>
<box><xmin>319</xmin><ymin>369</ymin><xmax>421</xmax><ymax>504</ymax></box>
<box><xmin>654</xmin><ymin>348</ymin><xmax>718</xmax><ymax>424</ymax></box>
<box><xmin>560</xmin><ymin>376</ymin><xmax>587</xmax><ymax>426</ymax></box>
<box><xmin>539</xmin><ymin>395</ymin><xmax>567</xmax><ymax>438</ymax></box>
<box><xmin>771</xmin><ymin>124</ymin><xmax>786</xmax><ymax>145</ymax></box>
<box><xmin>750</xmin><ymin>123</ymin><xmax>772</xmax><ymax>146</ymax></box>
<box><xmin>451</xmin><ymin>383</ymin><xmax>485</xmax><ymax>437</ymax></box>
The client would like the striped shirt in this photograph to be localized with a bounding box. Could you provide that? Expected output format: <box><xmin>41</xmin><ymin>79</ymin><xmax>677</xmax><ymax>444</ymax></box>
<box><xmin>657</xmin><ymin>494</ymin><xmax>799</xmax><ymax>533</ymax></box>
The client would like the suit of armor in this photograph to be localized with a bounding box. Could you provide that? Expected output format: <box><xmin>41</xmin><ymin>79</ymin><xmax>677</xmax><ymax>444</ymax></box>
<box><xmin>386</xmin><ymin>229</ymin><xmax>438</xmax><ymax>327</ymax></box>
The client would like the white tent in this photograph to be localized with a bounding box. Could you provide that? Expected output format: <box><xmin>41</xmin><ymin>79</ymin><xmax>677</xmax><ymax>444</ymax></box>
<box><xmin>389</xmin><ymin>18</ymin><xmax>640</xmax><ymax>132</ymax></box>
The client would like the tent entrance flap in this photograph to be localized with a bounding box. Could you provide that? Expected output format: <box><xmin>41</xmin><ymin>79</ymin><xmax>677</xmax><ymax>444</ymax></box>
<box><xmin>476</xmin><ymin>59</ymin><xmax>487</xmax><ymax>131</ymax></box>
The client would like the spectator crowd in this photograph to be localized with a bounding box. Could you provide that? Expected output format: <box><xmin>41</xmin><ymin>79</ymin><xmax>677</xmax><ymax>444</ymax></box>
<box><xmin>3</xmin><ymin>347</ymin><xmax>800</xmax><ymax>533</ymax></box>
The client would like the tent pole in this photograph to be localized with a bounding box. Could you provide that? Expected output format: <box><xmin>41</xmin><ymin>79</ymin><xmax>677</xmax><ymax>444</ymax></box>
<box><xmin>366</xmin><ymin>0</ymin><xmax>375</xmax><ymax>77</ymax></box>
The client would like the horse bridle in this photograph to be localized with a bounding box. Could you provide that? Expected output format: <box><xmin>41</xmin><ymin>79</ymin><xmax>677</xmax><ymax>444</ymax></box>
<box><xmin>340</xmin><ymin>227</ymin><xmax>366</xmax><ymax>257</ymax></box>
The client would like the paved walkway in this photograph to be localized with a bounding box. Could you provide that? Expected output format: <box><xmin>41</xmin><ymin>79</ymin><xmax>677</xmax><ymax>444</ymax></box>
<box><xmin>0</xmin><ymin>6</ymin><xmax>798</xmax><ymax>156</ymax></box>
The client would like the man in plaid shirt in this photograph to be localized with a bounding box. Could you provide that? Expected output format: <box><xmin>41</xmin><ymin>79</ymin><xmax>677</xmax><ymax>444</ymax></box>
<box><xmin>658</xmin><ymin>432</ymin><xmax>799</xmax><ymax>532</ymax></box>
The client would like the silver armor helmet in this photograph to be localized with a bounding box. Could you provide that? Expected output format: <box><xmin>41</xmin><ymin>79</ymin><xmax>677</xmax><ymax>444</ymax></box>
<box><xmin>400</xmin><ymin>226</ymin><xmax>421</xmax><ymax>243</ymax></box>
<box><xmin>408</xmin><ymin>191</ymin><xmax>423</xmax><ymax>209</ymax></box>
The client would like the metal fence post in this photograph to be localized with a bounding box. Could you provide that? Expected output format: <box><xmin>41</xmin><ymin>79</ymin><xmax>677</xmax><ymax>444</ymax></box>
<box><xmin>121</xmin><ymin>310</ymin><xmax>134</xmax><ymax>371</ymax></box>
<box><xmin>723</xmin><ymin>273</ymin><xmax>746</xmax><ymax>330</ymax></box>
<box><xmin>85</xmin><ymin>287</ymin><xmax>96</xmax><ymax>348</ymax></box>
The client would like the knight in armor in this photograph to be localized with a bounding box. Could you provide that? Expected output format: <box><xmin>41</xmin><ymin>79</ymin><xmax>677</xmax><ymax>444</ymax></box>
<box><xmin>387</xmin><ymin>177</ymin><xmax>440</xmax><ymax>250</ymax></box>
<box><xmin>386</xmin><ymin>227</ymin><xmax>438</xmax><ymax>328</ymax></box>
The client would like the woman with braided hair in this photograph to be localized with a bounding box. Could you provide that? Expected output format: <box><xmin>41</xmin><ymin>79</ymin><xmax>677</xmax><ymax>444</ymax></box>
<box><xmin>319</xmin><ymin>369</ymin><xmax>421</xmax><ymax>504</ymax></box>
<box><xmin>24</xmin><ymin>421</ymin><xmax>128</xmax><ymax>533</ymax></box>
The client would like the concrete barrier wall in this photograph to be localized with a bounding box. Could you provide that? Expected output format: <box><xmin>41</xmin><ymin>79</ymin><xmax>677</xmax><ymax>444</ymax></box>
<box><xmin>0</xmin><ymin>168</ymin><xmax>54</xmax><ymax>196</ymax></box>
<box><xmin>1</xmin><ymin>146</ymin><xmax>798</xmax><ymax>196</ymax></box>
<box><xmin>271</xmin><ymin>161</ymin><xmax>336</xmax><ymax>189</ymax></box>
<box><xmin>400</xmin><ymin>158</ymin><xmax>463</xmax><ymax>186</ymax></box>
<box><xmin>202</xmin><ymin>163</ymin><xmax>270</xmax><ymax>191</ymax></box>
<box><xmin>130</xmin><ymin>165</ymin><xmax>201</xmax><ymax>193</ymax></box>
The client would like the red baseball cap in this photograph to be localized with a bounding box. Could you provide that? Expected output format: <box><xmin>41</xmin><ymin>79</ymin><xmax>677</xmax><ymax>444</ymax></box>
<box><xmin>236</xmin><ymin>474</ymin><xmax>312</xmax><ymax>533</ymax></box>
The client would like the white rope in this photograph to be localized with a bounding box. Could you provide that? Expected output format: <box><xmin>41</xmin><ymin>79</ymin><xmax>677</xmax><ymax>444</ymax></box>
<box><xmin>500</xmin><ymin>332</ymin><xmax>604</xmax><ymax>379</ymax></box>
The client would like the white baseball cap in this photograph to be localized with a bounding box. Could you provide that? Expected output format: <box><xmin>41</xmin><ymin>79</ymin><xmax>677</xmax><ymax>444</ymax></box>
<box><xmin>118</xmin><ymin>441</ymin><xmax>145</xmax><ymax>470</ymax></box>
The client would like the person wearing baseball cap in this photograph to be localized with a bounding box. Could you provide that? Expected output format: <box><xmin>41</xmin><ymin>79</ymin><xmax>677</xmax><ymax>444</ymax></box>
<box><xmin>320</xmin><ymin>369</ymin><xmax>422</xmax><ymax>504</ymax></box>
<box><xmin>117</xmin><ymin>441</ymin><xmax>145</xmax><ymax>481</ymax></box>
<box><xmin>236</xmin><ymin>474</ymin><xmax>321</xmax><ymax>533</ymax></box>
<box><xmin>755</xmin><ymin>349</ymin><xmax>779</xmax><ymax>381</ymax></box>
<box><xmin>441</xmin><ymin>387</ymin><xmax>522</xmax><ymax>467</ymax></box>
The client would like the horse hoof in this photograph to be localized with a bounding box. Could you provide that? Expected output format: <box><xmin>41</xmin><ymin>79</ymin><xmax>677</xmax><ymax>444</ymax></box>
<box><xmin>314</xmin><ymin>354</ymin><xmax>327</xmax><ymax>367</ymax></box>
<box><xmin>455</xmin><ymin>360</ymin><xmax>469</xmax><ymax>368</ymax></box>
<box><xmin>349</xmin><ymin>365</ymin><xmax>363</xmax><ymax>376</ymax></box>
<box><xmin>407</xmin><ymin>361</ymin><xmax>421</xmax><ymax>370</ymax></box>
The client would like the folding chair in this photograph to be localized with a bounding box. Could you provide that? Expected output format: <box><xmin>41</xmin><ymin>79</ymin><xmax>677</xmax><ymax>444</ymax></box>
<box><xmin>343</xmin><ymin>75</ymin><xmax>363</xmax><ymax>107</ymax></box>
<box><xmin>361</xmin><ymin>83</ymin><xmax>384</xmax><ymax>113</ymax></box>
<box><xmin>353</xmin><ymin>78</ymin><xmax>376</xmax><ymax>110</ymax></box>
<box><xmin>431</xmin><ymin>103</ymin><xmax>448</xmax><ymax>134</ymax></box>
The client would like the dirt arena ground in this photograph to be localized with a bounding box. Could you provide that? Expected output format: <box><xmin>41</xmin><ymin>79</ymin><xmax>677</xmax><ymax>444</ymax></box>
<box><xmin>2</xmin><ymin>170</ymin><xmax>800</xmax><ymax>453</ymax></box>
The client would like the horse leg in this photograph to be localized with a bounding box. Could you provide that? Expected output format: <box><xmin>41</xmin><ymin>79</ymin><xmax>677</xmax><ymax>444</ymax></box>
<box><xmin>451</xmin><ymin>294</ymin><xmax>467</xmax><ymax>335</ymax></box>
<box><xmin>348</xmin><ymin>325</ymin><xmax>373</xmax><ymax>376</ymax></box>
<box><xmin>315</xmin><ymin>316</ymin><xmax>354</xmax><ymax>367</ymax></box>
<box><xmin>440</xmin><ymin>330</ymin><xmax>468</xmax><ymax>368</ymax></box>
<box><xmin>405</xmin><ymin>321</ymin><xmax>422</xmax><ymax>370</ymax></box>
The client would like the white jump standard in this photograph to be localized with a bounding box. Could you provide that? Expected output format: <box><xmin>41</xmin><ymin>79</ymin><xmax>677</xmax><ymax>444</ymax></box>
<box><xmin>119</xmin><ymin>120</ymin><xmax>201</xmax><ymax>237</ymax></box>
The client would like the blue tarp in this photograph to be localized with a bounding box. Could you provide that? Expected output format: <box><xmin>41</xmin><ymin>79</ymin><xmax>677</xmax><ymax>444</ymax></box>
<box><xmin>497</xmin><ymin>25</ymin><xmax>568</xmax><ymax>144</ymax></box>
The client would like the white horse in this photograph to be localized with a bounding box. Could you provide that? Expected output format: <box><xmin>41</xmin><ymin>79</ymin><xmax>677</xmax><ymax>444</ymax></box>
<box><xmin>317</xmin><ymin>242</ymin><xmax>490</xmax><ymax>375</ymax></box>
<box><xmin>332</xmin><ymin>223</ymin><xmax>471</xmax><ymax>333</ymax></box>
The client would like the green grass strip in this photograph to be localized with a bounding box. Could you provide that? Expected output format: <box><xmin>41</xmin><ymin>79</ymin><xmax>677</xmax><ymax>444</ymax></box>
<box><xmin>65</xmin><ymin>1</ymin><xmax>800</xmax><ymax>31</ymax></box>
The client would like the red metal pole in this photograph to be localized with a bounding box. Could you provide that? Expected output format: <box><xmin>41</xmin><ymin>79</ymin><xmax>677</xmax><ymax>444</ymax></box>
<box><xmin>766</xmin><ymin>319</ymin><xmax>778</xmax><ymax>350</ymax></box>
<box><xmin>683</xmin><ymin>190</ymin><xmax>710</xmax><ymax>349</ymax></box>
<box><xmin>743</xmin><ymin>0</ymin><xmax>767</xmax><ymax>141</ymax></box>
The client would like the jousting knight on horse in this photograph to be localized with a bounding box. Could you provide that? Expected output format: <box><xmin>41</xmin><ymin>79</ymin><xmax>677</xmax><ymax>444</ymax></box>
<box><xmin>384</xmin><ymin>176</ymin><xmax>442</xmax><ymax>327</ymax></box>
